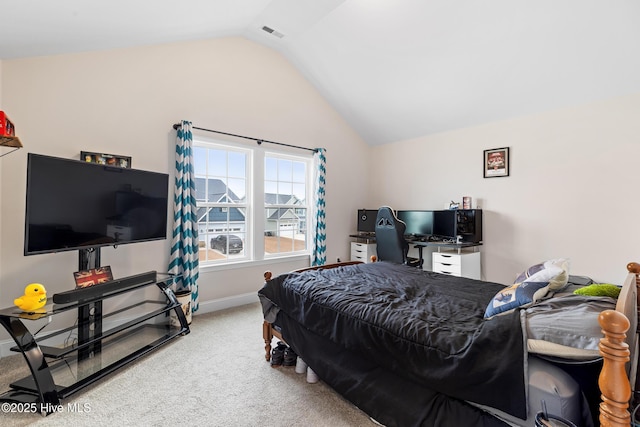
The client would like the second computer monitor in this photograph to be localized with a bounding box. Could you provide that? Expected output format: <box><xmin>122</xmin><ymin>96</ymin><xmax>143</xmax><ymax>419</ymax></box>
<box><xmin>396</xmin><ymin>210</ymin><xmax>433</xmax><ymax>237</ymax></box>
<box><xmin>432</xmin><ymin>210</ymin><xmax>457</xmax><ymax>239</ymax></box>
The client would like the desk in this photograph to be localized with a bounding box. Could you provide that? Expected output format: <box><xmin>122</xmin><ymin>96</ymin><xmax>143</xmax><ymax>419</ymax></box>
<box><xmin>411</xmin><ymin>240</ymin><xmax>481</xmax><ymax>254</ymax></box>
<box><xmin>348</xmin><ymin>233</ymin><xmax>376</xmax><ymax>243</ymax></box>
<box><xmin>350</xmin><ymin>234</ymin><xmax>482</xmax><ymax>269</ymax></box>
<box><xmin>411</xmin><ymin>241</ymin><xmax>482</xmax><ymax>278</ymax></box>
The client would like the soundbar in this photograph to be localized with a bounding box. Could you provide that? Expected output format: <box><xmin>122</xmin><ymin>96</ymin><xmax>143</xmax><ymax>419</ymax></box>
<box><xmin>53</xmin><ymin>271</ymin><xmax>157</xmax><ymax>304</ymax></box>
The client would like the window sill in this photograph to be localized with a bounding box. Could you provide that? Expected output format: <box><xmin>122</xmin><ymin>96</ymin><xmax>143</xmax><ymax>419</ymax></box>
<box><xmin>198</xmin><ymin>253</ymin><xmax>311</xmax><ymax>273</ymax></box>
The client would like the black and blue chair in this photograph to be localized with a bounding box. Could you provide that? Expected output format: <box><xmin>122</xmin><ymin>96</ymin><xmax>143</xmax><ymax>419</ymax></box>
<box><xmin>374</xmin><ymin>206</ymin><xmax>422</xmax><ymax>268</ymax></box>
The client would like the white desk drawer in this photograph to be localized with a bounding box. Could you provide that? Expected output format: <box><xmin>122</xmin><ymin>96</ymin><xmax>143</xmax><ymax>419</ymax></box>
<box><xmin>350</xmin><ymin>242</ymin><xmax>376</xmax><ymax>263</ymax></box>
<box><xmin>352</xmin><ymin>254</ymin><xmax>370</xmax><ymax>262</ymax></box>
<box><xmin>431</xmin><ymin>250</ymin><xmax>481</xmax><ymax>280</ymax></box>
<box><xmin>351</xmin><ymin>247</ymin><xmax>373</xmax><ymax>258</ymax></box>
<box><xmin>433</xmin><ymin>252</ymin><xmax>462</xmax><ymax>266</ymax></box>
<box><xmin>351</xmin><ymin>242</ymin><xmax>374</xmax><ymax>250</ymax></box>
<box><xmin>433</xmin><ymin>262</ymin><xmax>462</xmax><ymax>276</ymax></box>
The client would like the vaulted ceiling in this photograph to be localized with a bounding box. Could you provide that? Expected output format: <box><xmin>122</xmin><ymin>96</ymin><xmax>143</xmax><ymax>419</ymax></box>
<box><xmin>2</xmin><ymin>0</ymin><xmax>639</xmax><ymax>145</ymax></box>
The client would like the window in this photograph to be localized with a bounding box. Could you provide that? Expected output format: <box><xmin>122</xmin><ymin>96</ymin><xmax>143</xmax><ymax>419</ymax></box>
<box><xmin>193</xmin><ymin>144</ymin><xmax>249</xmax><ymax>263</ymax></box>
<box><xmin>264</xmin><ymin>155</ymin><xmax>309</xmax><ymax>255</ymax></box>
<box><xmin>193</xmin><ymin>138</ymin><xmax>312</xmax><ymax>265</ymax></box>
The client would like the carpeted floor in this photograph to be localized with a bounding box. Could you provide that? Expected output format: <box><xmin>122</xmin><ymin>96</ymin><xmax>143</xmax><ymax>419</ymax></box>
<box><xmin>1</xmin><ymin>303</ymin><xmax>376</xmax><ymax>426</ymax></box>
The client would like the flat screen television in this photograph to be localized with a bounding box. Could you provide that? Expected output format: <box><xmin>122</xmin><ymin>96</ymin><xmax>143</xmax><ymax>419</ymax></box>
<box><xmin>24</xmin><ymin>153</ymin><xmax>169</xmax><ymax>255</ymax></box>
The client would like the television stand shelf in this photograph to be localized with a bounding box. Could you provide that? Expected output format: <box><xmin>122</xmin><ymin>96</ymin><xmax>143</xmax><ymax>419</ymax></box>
<box><xmin>0</xmin><ymin>272</ymin><xmax>190</xmax><ymax>414</ymax></box>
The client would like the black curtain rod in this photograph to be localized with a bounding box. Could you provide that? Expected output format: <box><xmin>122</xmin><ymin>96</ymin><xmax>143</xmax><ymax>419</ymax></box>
<box><xmin>172</xmin><ymin>123</ymin><xmax>318</xmax><ymax>153</ymax></box>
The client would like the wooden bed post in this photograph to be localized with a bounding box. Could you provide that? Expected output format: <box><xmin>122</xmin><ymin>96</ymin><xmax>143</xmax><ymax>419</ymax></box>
<box><xmin>262</xmin><ymin>271</ymin><xmax>287</xmax><ymax>362</ymax></box>
<box><xmin>263</xmin><ymin>271</ymin><xmax>274</xmax><ymax>361</ymax></box>
<box><xmin>630</xmin><ymin>262</ymin><xmax>640</xmax><ymax>397</ymax></box>
<box><xmin>599</xmin><ymin>309</ymin><xmax>631</xmax><ymax>427</ymax></box>
<box><xmin>263</xmin><ymin>320</ymin><xmax>274</xmax><ymax>362</ymax></box>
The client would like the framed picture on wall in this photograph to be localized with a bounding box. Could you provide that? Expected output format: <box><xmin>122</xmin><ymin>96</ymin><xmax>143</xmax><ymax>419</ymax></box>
<box><xmin>483</xmin><ymin>147</ymin><xmax>510</xmax><ymax>178</ymax></box>
<box><xmin>81</xmin><ymin>151</ymin><xmax>131</xmax><ymax>168</ymax></box>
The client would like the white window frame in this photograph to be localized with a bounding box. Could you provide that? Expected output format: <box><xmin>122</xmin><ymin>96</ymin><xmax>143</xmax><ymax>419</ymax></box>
<box><xmin>193</xmin><ymin>139</ymin><xmax>251</xmax><ymax>265</ymax></box>
<box><xmin>193</xmin><ymin>136</ymin><xmax>313</xmax><ymax>269</ymax></box>
<box><xmin>263</xmin><ymin>150</ymin><xmax>312</xmax><ymax>260</ymax></box>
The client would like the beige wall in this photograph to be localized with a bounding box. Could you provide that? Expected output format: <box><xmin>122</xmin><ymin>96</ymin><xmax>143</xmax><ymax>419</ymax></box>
<box><xmin>0</xmin><ymin>37</ymin><xmax>370</xmax><ymax>311</ymax></box>
<box><xmin>370</xmin><ymin>94</ymin><xmax>640</xmax><ymax>285</ymax></box>
<box><xmin>1</xmin><ymin>35</ymin><xmax>638</xmax><ymax>316</ymax></box>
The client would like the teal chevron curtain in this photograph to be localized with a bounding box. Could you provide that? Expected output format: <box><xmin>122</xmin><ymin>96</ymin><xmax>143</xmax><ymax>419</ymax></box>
<box><xmin>168</xmin><ymin>120</ymin><xmax>200</xmax><ymax>311</ymax></box>
<box><xmin>312</xmin><ymin>148</ymin><xmax>327</xmax><ymax>266</ymax></box>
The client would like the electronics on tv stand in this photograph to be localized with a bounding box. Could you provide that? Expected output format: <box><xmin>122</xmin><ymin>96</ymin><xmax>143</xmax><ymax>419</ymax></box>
<box><xmin>52</xmin><ymin>271</ymin><xmax>157</xmax><ymax>304</ymax></box>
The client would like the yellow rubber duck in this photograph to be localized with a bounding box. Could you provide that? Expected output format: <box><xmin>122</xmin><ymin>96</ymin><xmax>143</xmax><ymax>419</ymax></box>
<box><xmin>14</xmin><ymin>283</ymin><xmax>47</xmax><ymax>312</ymax></box>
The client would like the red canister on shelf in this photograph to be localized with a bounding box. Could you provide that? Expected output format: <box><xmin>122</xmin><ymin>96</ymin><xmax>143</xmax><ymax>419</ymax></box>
<box><xmin>0</xmin><ymin>111</ymin><xmax>16</xmax><ymax>137</ymax></box>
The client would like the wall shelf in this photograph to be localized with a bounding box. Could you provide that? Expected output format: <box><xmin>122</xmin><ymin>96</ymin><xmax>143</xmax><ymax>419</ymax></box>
<box><xmin>0</xmin><ymin>135</ymin><xmax>22</xmax><ymax>148</ymax></box>
<box><xmin>0</xmin><ymin>135</ymin><xmax>23</xmax><ymax>158</ymax></box>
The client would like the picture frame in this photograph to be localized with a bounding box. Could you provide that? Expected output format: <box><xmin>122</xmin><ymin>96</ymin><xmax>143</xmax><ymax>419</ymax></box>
<box><xmin>81</xmin><ymin>151</ymin><xmax>131</xmax><ymax>168</ymax></box>
<box><xmin>483</xmin><ymin>147</ymin><xmax>510</xmax><ymax>178</ymax></box>
<box><xmin>73</xmin><ymin>266</ymin><xmax>114</xmax><ymax>288</ymax></box>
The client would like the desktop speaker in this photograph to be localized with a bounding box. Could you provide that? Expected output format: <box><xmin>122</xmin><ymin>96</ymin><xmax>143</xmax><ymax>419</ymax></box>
<box><xmin>357</xmin><ymin>209</ymin><xmax>378</xmax><ymax>233</ymax></box>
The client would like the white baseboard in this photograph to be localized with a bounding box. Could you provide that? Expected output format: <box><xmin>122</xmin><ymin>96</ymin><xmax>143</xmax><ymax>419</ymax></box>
<box><xmin>193</xmin><ymin>292</ymin><xmax>259</xmax><ymax>315</ymax></box>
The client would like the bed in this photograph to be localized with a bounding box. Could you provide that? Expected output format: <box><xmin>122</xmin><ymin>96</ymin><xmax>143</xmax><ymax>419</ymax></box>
<box><xmin>258</xmin><ymin>260</ymin><xmax>638</xmax><ymax>427</ymax></box>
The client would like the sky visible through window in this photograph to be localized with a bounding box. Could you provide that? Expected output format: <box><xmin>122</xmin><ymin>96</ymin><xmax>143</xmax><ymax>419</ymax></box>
<box><xmin>265</xmin><ymin>157</ymin><xmax>306</xmax><ymax>202</ymax></box>
<box><xmin>193</xmin><ymin>147</ymin><xmax>247</xmax><ymax>199</ymax></box>
<box><xmin>194</xmin><ymin>148</ymin><xmax>306</xmax><ymax>201</ymax></box>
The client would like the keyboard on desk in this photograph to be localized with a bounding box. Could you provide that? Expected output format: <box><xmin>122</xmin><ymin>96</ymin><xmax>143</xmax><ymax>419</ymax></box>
<box><xmin>406</xmin><ymin>235</ymin><xmax>450</xmax><ymax>243</ymax></box>
<box><xmin>356</xmin><ymin>232</ymin><xmax>375</xmax><ymax>238</ymax></box>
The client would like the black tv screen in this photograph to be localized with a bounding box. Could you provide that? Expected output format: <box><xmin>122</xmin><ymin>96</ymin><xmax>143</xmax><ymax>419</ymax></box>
<box><xmin>24</xmin><ymin>153</ymin><xmax>169</xmax><ymax>255</ymax></box>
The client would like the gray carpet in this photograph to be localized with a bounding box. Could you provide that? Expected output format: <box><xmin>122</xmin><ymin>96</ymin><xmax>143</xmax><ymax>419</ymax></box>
<box><xmin>1</xmin><ymin>303</ymin><xmax>376</xmax><ymax>426</ymax></box>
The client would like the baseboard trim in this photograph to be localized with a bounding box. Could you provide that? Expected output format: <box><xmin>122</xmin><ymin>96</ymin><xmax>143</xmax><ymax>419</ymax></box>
<box><xmin>193</xmin><ymin>292</ymin><xmax>259</xmax><ymax>315</ymax></box>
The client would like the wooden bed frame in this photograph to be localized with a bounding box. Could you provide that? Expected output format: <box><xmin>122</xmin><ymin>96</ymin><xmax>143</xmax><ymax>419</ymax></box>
<box><xmin>262</xmin><ymin>261</ymin><xmax>640</xmax><ymax>427</ymax></box>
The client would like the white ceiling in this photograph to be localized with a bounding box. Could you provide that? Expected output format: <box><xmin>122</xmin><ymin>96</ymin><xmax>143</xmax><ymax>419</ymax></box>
<box><xmin>1</xmin><ymin>0</ymin><xmax>639</xmax><ymax>146</ymax></box>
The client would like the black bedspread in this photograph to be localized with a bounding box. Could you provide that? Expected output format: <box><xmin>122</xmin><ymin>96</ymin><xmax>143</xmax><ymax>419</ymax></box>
<box><xmin>258</xmin><ymin>262</ymin><xmax>526</xmax><ymax>421</ymax></box>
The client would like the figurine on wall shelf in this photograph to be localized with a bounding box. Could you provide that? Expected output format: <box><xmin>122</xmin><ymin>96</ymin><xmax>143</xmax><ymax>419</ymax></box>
<box><xmin>14</xmin><ymin>283</ymin><xmax>47</xmax><ymax>312</ymax></box>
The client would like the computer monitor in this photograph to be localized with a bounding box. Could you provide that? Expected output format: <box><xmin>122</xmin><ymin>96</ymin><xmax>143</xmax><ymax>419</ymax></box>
<box><xmin>396</xmin><ymin>210</ymin><xmax>433</xmax><ymax>237</ymax></box>
<box><xmin>357</xmin><ymin>209</ymin><xmax>378</xmax><ymax>233</ymax></box>
<box><xmin>432</xmin><ymin>210</ymin><xmax>457</xmax><ymax>239</ymax></box>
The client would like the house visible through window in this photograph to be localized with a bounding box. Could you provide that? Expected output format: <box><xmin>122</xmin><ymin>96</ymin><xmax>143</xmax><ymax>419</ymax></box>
<box><xmin>264</xmin><ymin>156</ymin><xmax>308</xmax><ymax>255</ymax></box>
<box><xmin>193</xmin><ymin>138</ymin><xmax>311</xmax><ymax>265</ymax></box>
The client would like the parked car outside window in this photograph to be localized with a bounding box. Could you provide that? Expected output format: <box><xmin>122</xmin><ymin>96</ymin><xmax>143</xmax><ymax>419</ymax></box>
<box><xmin>210</xmin><ymin>235</ymin><xmax>243</xmax><ymax>254</ymax></box>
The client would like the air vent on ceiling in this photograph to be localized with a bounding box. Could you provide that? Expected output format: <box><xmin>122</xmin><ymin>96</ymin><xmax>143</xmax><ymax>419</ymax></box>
<box><xmin>262</xmin><ymin>26</ymin><xmax>284</xmax><ymax>38</ymax></box>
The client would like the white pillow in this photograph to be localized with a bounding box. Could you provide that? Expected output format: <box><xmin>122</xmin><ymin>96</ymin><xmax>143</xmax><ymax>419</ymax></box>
<box><xmin>515</xmin><ymin>258</ymin><xmax>570</xmax><ymax>292</ymax></box>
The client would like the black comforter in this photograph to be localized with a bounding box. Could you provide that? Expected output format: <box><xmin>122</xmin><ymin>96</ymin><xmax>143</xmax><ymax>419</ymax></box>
<box><xmin>258</xmin><ymin>262</ymin><xmax>527</xmax><ymax>423</ymax></box>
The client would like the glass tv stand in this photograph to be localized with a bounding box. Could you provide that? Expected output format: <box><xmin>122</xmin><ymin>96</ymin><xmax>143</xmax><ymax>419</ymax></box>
<box><xmin>0</xmin><ymin>271</ymin><xmax>190</xmax><ymax>414</ymax></box>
